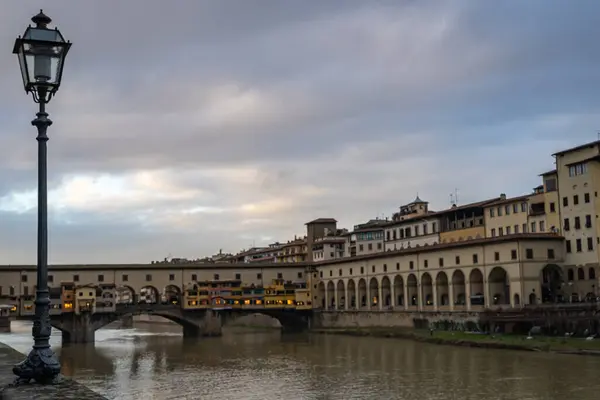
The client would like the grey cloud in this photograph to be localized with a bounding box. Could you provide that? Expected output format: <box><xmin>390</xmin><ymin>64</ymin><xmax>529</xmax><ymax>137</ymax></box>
<box><xmin>1</xmin><ymin>1</ymin><xmax>600</xmax><ymax>262</ymax></box>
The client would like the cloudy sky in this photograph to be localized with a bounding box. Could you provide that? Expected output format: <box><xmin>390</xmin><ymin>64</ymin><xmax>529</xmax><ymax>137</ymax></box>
<box><xmin>1</xmin><ymin>0</ymin><xmax>599</xmax><ymax>264</ymax></box>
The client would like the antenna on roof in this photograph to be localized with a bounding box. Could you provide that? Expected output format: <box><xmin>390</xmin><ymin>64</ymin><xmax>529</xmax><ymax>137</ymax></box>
<box><xmin>449</xmin><ymin>193</ymin><xmax>454</xmax><ymax>207</ymax></box>
<box><xmin>597</xmin><ymin>130</ymin><xmax>600</xmax><ymax>141</ymax></box>
<box><xmin>455</xmin><ymin>188</ymin><xmax>459</xmax><ymax>205</ymax></box>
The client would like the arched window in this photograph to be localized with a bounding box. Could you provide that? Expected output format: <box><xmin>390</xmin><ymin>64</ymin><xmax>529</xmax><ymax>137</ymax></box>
<box><xmin>577</xmin><ymin>267</ymin><xmax>585</xmax><ymax>280</ymax></box>
<box><xmin>568</xmin><ymin>268</ymin><xmax>574</xmax><ymax>281</ymax></box>
<box><xmin>589</xmin><ymin>268</ymin><xmax>596</xmax><ymax>280</ymax></box>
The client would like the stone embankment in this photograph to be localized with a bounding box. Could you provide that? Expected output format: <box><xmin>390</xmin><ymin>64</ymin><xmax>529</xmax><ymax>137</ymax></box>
<box><xmin>0</xmin><ymin>343</ymin><xmax>106</xmax><ymax>400</ymax></box>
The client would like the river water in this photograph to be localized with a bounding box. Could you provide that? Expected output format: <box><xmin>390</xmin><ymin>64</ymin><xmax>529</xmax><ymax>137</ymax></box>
<box><xmin>1</xmin><ymin>321</ymin><xmax>599</xmax><ymax>399</ymax></box>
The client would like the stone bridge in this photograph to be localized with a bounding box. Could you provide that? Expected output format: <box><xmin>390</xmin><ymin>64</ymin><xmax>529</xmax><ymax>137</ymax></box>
<box><xmin>20</xmin><ymin>305</ymin><xmax>313</xmax><ymax>343</ymax></box>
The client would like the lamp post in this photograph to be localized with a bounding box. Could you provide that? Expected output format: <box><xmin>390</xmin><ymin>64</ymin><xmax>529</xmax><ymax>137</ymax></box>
<box><xmin>11</xmin><ymin>10</ymin><xmax>71</xmax><ymax>385</ymax></box>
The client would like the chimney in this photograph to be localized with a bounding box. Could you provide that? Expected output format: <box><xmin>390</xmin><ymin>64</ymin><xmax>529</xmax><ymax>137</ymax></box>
<box><xmin>500</xmin><ymin>193</ymin><xmax>506</xmax><ymax>200</ymax></box>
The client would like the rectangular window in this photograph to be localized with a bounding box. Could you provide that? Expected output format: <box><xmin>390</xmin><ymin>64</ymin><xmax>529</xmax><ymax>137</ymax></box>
<box><xmin>491</xmin><ymin>228</ymin><xmax>496</xmax><ymax>237</ymax></box>
<box><xmin>511</xmin><ymin>250</ymin><xmax>517</xmax><ymax>260</ymax></box>
<box><xmin>564</xmin><ymin>218</ymin><xmax>570</xmax><ymax>231</ymax></box>
<box><xmin>48</xmin><ymin>275</ymin><xmax>54</xmax><ymax>283</ymax></box>
<box><xmin>586</xmin><ymin>214</ymin><xmax>592</xmax><ymax>228</ymax></box>
<box><xmin>513</xmin><ymin>203</ymin><xmax>518</xmax><ymax>213</ymax></box>
<box><xmin>368</xmin><ymin>243</ymin><xmax>372</xmax><ymax>251</ymax></box>
<box><xmin>497</xmin><ymin>207</ymin><xmax>503</xmax><ymax>216</ymax></box>
<box><xmin>73</xmin><ymin>275</ymin><xmax>79</xmax><ymax>282</ymax></box>
<box><xmin>576</xmin><ymin>239</ymin><xmax>582</xmax><ymax>252</ymax></box>
<box><xmin>585</xmin><ymin>193</ymin><xmax>591</xmax><ymax>203</ymax></box>
<box><xmin>574</xmin><ymin>195</ymin><xmax>579</xmax><ymax>205</ymax></box>
<box><xmin>494</xmin><ymin>252</ymin><xmax>500</xmax><ymax>261</ymax></box>
<box><xmin>575</xmin><ymin>217</ymin><xmax>581</xmax><ymax>230</ymax></box>
<box><xmin>514</xmin><ymin>224</ymin><xmax>519</xmax><ymax>234</ymax></box>
<box><xmin>423</xmin><ymin>224</ymin><xmax>428</xmax><ymax>235</ymax></box>
<box><xmin>396</xmin><ymin>262</ymin><xmax>400</xmax><ymax>270</ymax></box>
<box><xmin>438</xmin><ymin>258</ymin><xmax>444</xmax><ymax>267</ymax></box>
<box><xmin>499</xmin><ymin>227</ymin><xmax>504</xmax><ymax>236</ymax></box>
<box><xmin>505</xmin><ymin>205</ymin><xmax>510</xmax><ymax>215</ymax></box>
<box><xmin>146</xmin><ymin>274</ymin><xmax>152</xmax><ymax>282</ymax></box>
<box><xmin>547</xmin><ymin>249</ymin><xmax>555</xmax><ymax>259</ymax></box>
<box><xmin>521</xmin><ymin>202</ymin><xmax>527</xmax><ymax>212</ymax></box>
<box><xmin>235</xmin><ymin>273</ymin><xmax>241</xmax><ymax>280</ymax></box>
<box><xmin>588</xmin><ymin>237</ymin><xmax>594</xmax><ymax>251</ymax></box>
<box><xmin>455</xmin><ymin>256</ymin><xmax>460</xmax><ymax>265</ymax></box>
<box><xmin>539</xmin><ymin>221</ymin><xmax>545</xmax><ymax>232</ymax></box>
<box><xmin>545</xmin><ymin>178</ymin><xmax>557</xmax><ymax>192</ymax></box>
<box><xmin>473</xmin><ymin>254</ymin><xmax>478</xmax><ymax>264</ymax></box>
<box><xmin>563</xmin><ymin>197</ymin><xmax>568</xmax><ymax>207</ymax></box>
<box><xmin>568</xmin><ymin>162</ymin><xmax>588</xmax><ymax>177</ymax></box>
<box><xmin>530</xmin><ymin>221</ymin><xmax>536</xmax><ymax>233</ymax></box>
<box><xmin>432</xmin><ymin>222</ymin><xmax>437</xmax><ymax>233</ymax></box>
<box><xmin>213</xmin><ymin>274</ymin><xmax>219</xmax><ymax>280</ymax></box>
<box><xmin>98</xmin><ymin>274</ymin><xmax>104</xmax><ymax>282</ymax></box>
<box><xmin>409</xmin><ymin>261</ymin><xmax>414</xmax><ymax>269</ymax></box>
<box><xmin>489</xmin><ymin>208</ymin><xmax>495</xmax><ymax>217</ymax></box>
<box><xmin>506</xmin><ymin>226</ymin><xmax>511</xmax><ymax>235</ymax></box>
<box><xmin>566</xmin><ymin>240</ymin><xmax>572</xmax><ymax>253</ymax></box>
<box><xmin>169</xmin><ymin>274</ymin><xmax>175</xmax><ymax>281</ymax></box>
<box><xmin>122</xmin><ymin>274</ymin><xmax>128</xmax><ymax>282</ymax></box>
<box><xmin>550</xmin><ymin>202</ymin><xmax>556</xmax><ymax>212</ymax></box>
<box><xmin>360</xmin><ymin>267</ymin><xmax>364</xmax><ymax>274</ymax></box>
<box><xmin>522</xmin><ymin>223</ymin><xmax>527</xmax><ymax>233</ymax></box>
<box><xmin>191</xmin><ymin>274</ymin><xmax>197</xmax><ymax>281</ymax></box>
<box><xmin>297</xmin><ymin>272</ymin><xmax>303</xmax><ymax>279</ymax></box>
<box><xmin>525</xmin><ymin>249</ymin><xmax>533</xmax><ymax>259</ymax></box>
<box><xmin>277</xmin><ymin>273</ymin><xmax>283</xmax><ymax>279</ymax></box>
<box><xmin>257</xmin><ymin>273</ymin><xmax>262</xmax><ymax>280</ymax></box>
<box><xmin>424</xmin><ymin>260</ymin><xmax>428</xmax><ymax>268</ymax></box>
<box><xmin>21</xmin><ymin>275</ymin><xmax>27</xmax><ymax>283</ymax></box>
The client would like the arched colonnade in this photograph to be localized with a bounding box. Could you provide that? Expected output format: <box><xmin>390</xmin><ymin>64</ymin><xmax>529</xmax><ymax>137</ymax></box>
<box><xmin>317</xmin><ymin>266</ymin><xmax>516</xmax><ymax>311</ymax></box>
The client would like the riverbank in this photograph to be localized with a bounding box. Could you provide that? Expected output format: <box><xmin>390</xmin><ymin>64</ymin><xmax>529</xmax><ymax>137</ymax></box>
<box><xmin>0</xmin><ymin>343</ymin><xmax>106</xmax><ymax>400</ymax></box>
<box><xmin>311</xmin><ymin>327</ymin><xmax>600</xmax><ymax>356</ymax></box>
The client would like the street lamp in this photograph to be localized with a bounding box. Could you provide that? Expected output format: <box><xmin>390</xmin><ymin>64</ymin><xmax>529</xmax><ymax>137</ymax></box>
<box><xmin>11</xmin><ymin>10</ymin><xmax>71</xmax><ymax>385</ymax></box>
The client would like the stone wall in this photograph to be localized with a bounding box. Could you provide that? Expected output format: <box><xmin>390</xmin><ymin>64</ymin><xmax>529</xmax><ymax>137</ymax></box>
<box><xmin>0</xmin><ymin>343</ymin><xmax>106</xmax><ymax>399</ymax></box>
<box><xmin>311</xmin><ymin>311</ymin><xmax>481</xmax><ymax>330</ymax></box>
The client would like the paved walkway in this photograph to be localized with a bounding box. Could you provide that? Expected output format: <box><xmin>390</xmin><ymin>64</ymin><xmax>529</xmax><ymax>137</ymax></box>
<box><xmin>0</xmin><ymin>343</ymin><xmax>106</xmax><ymax>400</ymax></box>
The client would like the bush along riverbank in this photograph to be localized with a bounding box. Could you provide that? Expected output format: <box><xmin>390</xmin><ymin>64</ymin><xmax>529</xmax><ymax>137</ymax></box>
<box><xmin>311</xmin><ymin>327</ymin><xmax>600</xmax><ymax>356</ymax></box>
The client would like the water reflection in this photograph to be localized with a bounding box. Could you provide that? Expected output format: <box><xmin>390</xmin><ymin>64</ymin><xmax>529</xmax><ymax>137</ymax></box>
<box><xmin>0</xmin><ymin>321</ymin><xmax>599</xmax><ymax>399</ymax></box>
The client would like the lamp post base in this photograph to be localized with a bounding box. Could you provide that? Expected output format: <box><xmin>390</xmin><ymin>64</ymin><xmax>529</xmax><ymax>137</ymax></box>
<box><xmin>11</xmin><ymin>347</ymin><xmax>62</xmax><ymax>386</ymax></box>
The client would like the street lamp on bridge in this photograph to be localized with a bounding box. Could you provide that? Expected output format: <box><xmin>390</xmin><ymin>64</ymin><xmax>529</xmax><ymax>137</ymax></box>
<box><xmin>11</xmin><ymin>9</ymin><xmax>71</xmax><ymax>385</ymax></box>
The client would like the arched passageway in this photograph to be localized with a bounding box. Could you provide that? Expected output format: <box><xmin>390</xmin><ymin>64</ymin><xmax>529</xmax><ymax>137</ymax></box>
<box><xmin>163</xmin><ymin>285</ymin><xmax>181</xmax><ymax>305</ymax></box>
<box><xmin>421</xmin><ymin>273</ymin><xmax>433</xmax><ymax>307</ymax></box>
<box><xmin>317</xmin><ymin>282</ymin><xmax>325</xmax><ymax>309</ymax></box>
<box><xmin>393</xmin><ymin>275</ymin><xmax>404</xmax><ymax>307</ymax></box>
<box><xmin>436</xmin><ymin>272</ymin><xmax>449</xmax><ymax>306</ymax></box>
<box><xmin>336</xmin><ymin>280</ymin><xmax>345</xmax><ymax>310</ymax></box>
<box><xmin>116</xmin><ymin>286</ymin><xmax>135</xmax><ymax>305</ymax></box>
<box><xmin>541</xmin><ymin>264</ymin><xmax>564</xmax><ymax>303</ymax></box>
<box><xmin>369</xmin><ymin>277</ymin><xmax>379</xmax><ymax>309</ymax></box>
<box><xmin>358</xmin><ymin>279</ymin><xmax>367</xmax><ymax>308</ymax></box>
<box><xmin>139</xmin><ymin>286</ymin><xmax>160</xmax><ymax>304</ymax></box>
<box><xmin>347</xmin><ymin>279</ymin><xmax>356</xmax><ymax>309</ymax></box>
<box><xmin>381</xmin><ymin>276</ymin><xmax>391</xmax><ymax>308</ymax></box>
<box><xmin>407</xmin><ymin>274</ymin><xmax>418</xmax><ymax>306</ymax></box>
<box><xmin>488</xmin><ymin>267</ymin><xmax>510</xmax><ymax>306</ymax></box>
<box><xmin>469</xmin><ymin>269</ymin><xmax>484</xmax><ymax>307</ymax></box>
<box><xmin>326</xmin><ymin>281</ymin><xmax>335</xmax><ymax>309</ymax></box>
<box><xmin>452</xmin><ymin>270</ymin><xmax>466</xmax><ymax>306</ymax></box>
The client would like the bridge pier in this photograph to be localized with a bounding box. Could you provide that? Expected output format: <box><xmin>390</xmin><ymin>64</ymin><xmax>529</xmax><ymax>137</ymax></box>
<box><xmin>61</xmin><ymin>313</ymin><xmax>96</xmax><ymax>344</ymax></box>
<box><xmin>120</xmin><ymin>314</ymin><xmax>134</xmax><ymax>329</ymax></box>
